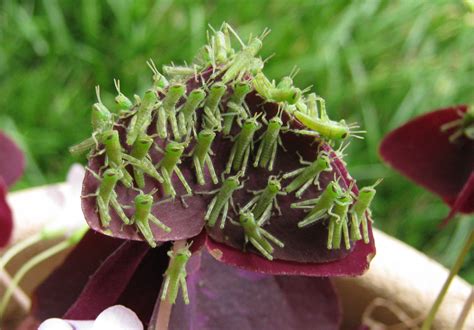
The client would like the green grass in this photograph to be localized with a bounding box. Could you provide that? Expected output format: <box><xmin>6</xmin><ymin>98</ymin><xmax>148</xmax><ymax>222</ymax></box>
<box><xmin>0</xmin><ymin>0</ymin><xmax>472</xmax><ymax>281</ymax></box>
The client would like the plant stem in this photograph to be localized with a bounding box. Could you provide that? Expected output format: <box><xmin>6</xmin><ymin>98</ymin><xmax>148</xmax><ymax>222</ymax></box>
<box><xmin>154</xmin><ymin>240</ymin><xmax>187</xmax><ymax>330</ymax></box>
<box><xmin>454</xmin><ymin>287</ymin><xmax>474</xmax><ymax>330</ymax></box>
<box><xmin>0</xmin><ymin>240</ymin><xmax>71</xmax><ymax>319</ymax></box>
<box><xmin>421</xmin><ymin>230</ymin><xmax>474</xmax><ymax>330</ymax></box>
<box><xmin>0</xmin><ymin>270</ymin><xmax>30</xmax><ymax>312</ymax></box>
<box><xmin>0</xmin><ymin>233</ymin><xmax>42</xmax><ymax>270</ymax></box>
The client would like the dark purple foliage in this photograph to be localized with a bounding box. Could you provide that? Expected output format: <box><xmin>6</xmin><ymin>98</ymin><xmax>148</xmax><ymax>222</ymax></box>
<box><xmin>31</xmin><ymin>236</ymin><xmax>341</xmax><ymax>328</ymax></box>
<box><xmin>63</xmin><ymin>240</ymin><xmax>151</xmax><ymax>319</ymax></box>
<box><xmin>165</xmin><ymin>251</ymin><xmax>341</xmax><ymax>330</ymax></box>
<box><xmin>0</xmin><ymin>179</ymin><xmax>12</xmax><ymax>247</ymax></box>
<box><xmin>380</xmin><ymin>106</ymin><xmax>474</xmax><ymax>223</ymax></box>
<box><xmin>0</xmin><ymin>131</ymin><xmax>25</xmax><ymax>247</ymax></box>
<box><xmin>0</xmin><ymin>131</ymin><xmax>25</xmax><ymax>187</ymax></box>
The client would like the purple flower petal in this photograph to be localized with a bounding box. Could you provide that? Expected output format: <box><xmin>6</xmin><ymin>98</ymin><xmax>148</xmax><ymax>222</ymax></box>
<box><xmin>64</xmin><ymin>239</ymin><xmax>150</xmax><ymax>320</ymax></box>
<box><xmin>32</xmin><ymin>231</ymin><xmax>124</xmax><ymax>320</ymax></box>
<box><xmin>0</xmin><ymin>178</ymin><xmax>13</xmax><ymax>247</ymax></box>
<box><xmin>163</xmin><ymin>250</ymin><xmax>341</xmax><ymax>330</ymax></box>
<box><xmin>0</xmin><ymin>131</ymin><xmax>25</xmax><ymax>187</ymax></box>
<box><xmin>380</xmin><ymin>106</ymin><xmax>474</xmax><ymax>214</ymax></box>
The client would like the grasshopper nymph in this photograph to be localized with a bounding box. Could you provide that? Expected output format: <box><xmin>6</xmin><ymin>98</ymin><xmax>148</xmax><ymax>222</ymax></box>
<box><xmin>155</xmin><ymin>141</ymin><xmax>192</xmax><ymax>198</ymax></box>
<box><xmin>253</xmin><ymin>112</ymin><xmax>286</xmax><ymax>171</ymax></box>
<box><xmin>157</xmin><ymin>83</ymin><xmax>186</xmax><ymax>139</ymax></box>
<box><xmin>202</xmin><ymin>82</ymin><xmax>227</xmax><ymax>131</ymax></box>
<box><xmin>204</xmin><ymin>174</ymin><xmax>243</xmax><ymax>229</ymax></box>
<box><xmin>126</xmin><ymin>89</ymin><xmax>158</xmax><ymax>146</ymax></box>
<box><xmin>191</xmin><ymin>129</ymin><xmax>218</xmax><ymax>185</ymax></box>
<box><xmin>241</xmin><ymin>176</ymin><xmax>286</xmax><ymax>225</ymax></box>
<box><xmin>100</xmin><ymin>129</ymin><xmax>134</xmax><ymax>188</ymax></box>
<box><xmin>349</xmin><ymin>179</ymin><xmax>382</xmax><ymax>243</ymax></box>
<box><xmin>220</xmin><ymin>25</ymin><xmax>270</xmax><ymax>83</ymax></box>
<box><xmin>235</xmin><ymin>211</ymin><xmax>284</xmax><ymax>261</ymax></box>
<box><xmin>69</xmin><ymin>86</ymin><xmax>114</xmax><ymax>156</ymax></box>
<box><xmin>222</xmin><ymin>81</ymin><xmax>252</xmax><ymax>135</ymax></box>
<box><xmin>283</xmin><ymin>152</ymin><xmax>333</xmax><ymax>198</ymax></box>
<box><xmin>225</xmin><ymin>114</ymin><xmax>261</xmax><ymax>175</ymax></box>
<box><xmin>292</xmin><ymin>180</ymin><xmax>342</xmax><ymax>228</ymax></box>
<box><xmin>327</xmin><ymin>190</ymin><xmax>352</xmax><ymax>250</ymax></box>
<box><xmin>132</xmin><ymin>193</ymin><xmax>171</xmax><ymax>248</ymax></box>
<box><xmin>161</xmin><ymin>244</ymin><xmax>192</xmax><ymax>305</ymax></box>
<box><xmin>121</xmin><ymin>135</ymin><xmax>164</xmax><ymax>188</ymax></box>
<box><xmin>82</xmin><ymin>167</ymin><xmax>131</xmax><ymax>227</ymax></box>
<box><xmin>177</xmin><ymin>88</ymin><xmax>206</xmax><ymax>137</ymax></box>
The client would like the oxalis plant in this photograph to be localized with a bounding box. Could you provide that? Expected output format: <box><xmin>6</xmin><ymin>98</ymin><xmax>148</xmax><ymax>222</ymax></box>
<box><xmin>24</xmin><ymin>24</ymin><xmax>379</xmax><ymax>329</ymax></box>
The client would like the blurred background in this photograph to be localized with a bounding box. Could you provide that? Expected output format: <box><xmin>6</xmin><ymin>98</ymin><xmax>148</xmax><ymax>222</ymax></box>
<box><xmin>0</xmin><ymin>0</ymin><xmax>473</xmax><ymax>281</ymax></box>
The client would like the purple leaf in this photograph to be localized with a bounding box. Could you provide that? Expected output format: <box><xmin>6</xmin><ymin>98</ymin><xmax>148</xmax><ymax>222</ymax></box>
<box><xmin>0</xmin><ymin>131</ymin><xmax>25</xmax><ymax>187</ymax></box>
<box><xmin>115</xmin><ymin>243</ymin><xmax>171</xmax><ymax>326</ymax></box>
<box><xmin>442</xmin><ymin>172</ymin><xmax>474</xmax><ymax>225</ymax></box>
<box><xmin>31</xmin><ymin>231</ymin><xmax>124</xmax><ymax>320</ymax></box>
<box><xmin>81</xmin><ymin>74</ymin><xmax>215</xmax><ymax>242</ymax></box>
<box><xmin>380</xmin><ymin>106</ymin><xmax>474</xmax><ymax>223</ymax></box>
<box><xmin>205</xmin><ymin>233</ymin><xmax>374</xmax><ymax>277</ymax></box>
<box><xmin>0</xmin><ymin>178</ymin><xmax>12</xmax><ymax>247</ymax></box>
<box><xmin>164</xmin><ymin>250</ymin><xmax>341</xmax><ymax>330</ymax></box>
<box><xmin>206</xmin><ymin>94</ymin><xmax>374</xmax><ymax>267</ymax></box>
<box><xmin>82</xmin><ymin>71</ymin><xmax>375</xmax><ymax>268</ymax></box>
<box><xmin>64</xmin><ymin>240</ymin><xmax>150</xmax><ymax>320</ymax></box>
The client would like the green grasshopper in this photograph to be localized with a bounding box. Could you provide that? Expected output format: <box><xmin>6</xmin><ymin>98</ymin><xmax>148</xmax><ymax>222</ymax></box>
<box><xmin>121</xmin><ymin>135</ymin><xmax>164</xmax><ymax>188</ymax></box>
<box><xmin>82</xmin><ymin>167</ymin><xmax>131</xmax><ymax>227</ymax></box>
<box><xmin>292</xmin><ymin>180</ymin><xmax>342</xmax><ymax>228</ymax></box>
<box><xmin>99</xmin><ymin>129</ymin><xmax>134</xmax><ymax>188</ymax></box>
<box><xmin>220</xmin><ymin>25</ymin><xmax>270</xmax><ymax>83</ymax></box>
<box><xmin>203</xmin><ymin>174</ymin><xmax>243</xmax><ymax>229</ymax></box>
<box><xmin>253</xmin><ymin>112</ymin><xmax>287</xmax><ymax>171</ymax></box>
<box><xmin>132</xmin><ymin>192</ymin><xmax>171</xmax><ymax>248</ymax></box>
<box><xmin>161</xmin><ymin>243</ymin><xmax>192</xmax><ymax>305</ymax></box>
<box><xmin>147</xmin><ymin>59</ymin><xmax>169</xmax><ymax>92</ymax></box>
<box><xmin>222</xmin><ymin>81</ymin><xmax>252</xmax><ymax>135</ymax></box>
<box><xmin>202</xmin><ymin>82</ymin><xmax>227</xmax><ymax>131</ymax></box>
<box><xmin>225</xmin><ymin>114</ymin><xmax>261</xmax><ymax>175</ymax></box>
<box><xmin>69</xmin><ymin>86</ymin><xmax>114</xmax><ymax>156</ymax></box>
<box><xmin>156</xmin><ymin>83</ymin><xmax>186</xmax><ymax>140</ymax></box>
<box><xmin>327</xmin><ymin>190</ymin><xmax>353</xmax><ymax>250</ymax></box>
<box><xmin>191</xmin><ymin>129</ymin><xmax>218</xmax><ymax>185</ymax></box>
<box><xmin>241</xmin><ymin>176</ymin><xmax>286</xmax><ymax>225</ymax></box>
<box><xmin>177</xmin><ymin>88</ymin><xmax>206</xmax><ymax>137</ymax></box>
<box><xmin>349</xmin><ymin>179</ymin><xmax>382</xmax><ymax>243</ymax></box>
<box><xmin>253</xmin><ymin>71</ymin><xmax>302</xmax><ymax>105</ymax></box>
<box><xmin>283</xmin><ymin>151</ymin><xmax>333</xmax><ymax>198</ymax></box>
<box><xmin>232</xmin><ymin>211</ymin><xmax>284</xmax><ymax>261</ymax></box>
<box><xmin>113</xmin><ymin>79</ymin><xmax>133</xmax><ymax>115</ymax></box>
<box><xmin>292</xmin><ymin>93</ymin><xmax>365</xmax><ymax>141</ymax></box>
<box><xmin>155</xmin><ymin>141</ymin><xmax>192</xmax><ymax>198</ymax></box>
<box><xmin>163</xmin><ymin>64</ymin><xmax>197</xmax><ymax>80</ymax></box>
<box><xmin>126</xmin><ymin>89</ymin><xmax>159</xmax><ymax>145</ymax></box>
<box><xmin>441</xmin><ymin>105</ymin><xmax>474</xmax><ymax>142</ymax></box>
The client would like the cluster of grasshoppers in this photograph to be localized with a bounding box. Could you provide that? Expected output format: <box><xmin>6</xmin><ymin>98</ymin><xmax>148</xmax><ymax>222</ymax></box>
<box><xmin>74</xmin><ymin>23</ymin><xmax>380</xmax><ymax>305</ymax></box>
